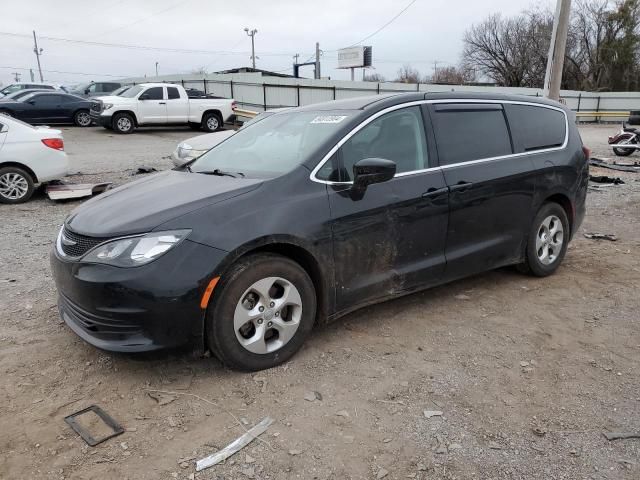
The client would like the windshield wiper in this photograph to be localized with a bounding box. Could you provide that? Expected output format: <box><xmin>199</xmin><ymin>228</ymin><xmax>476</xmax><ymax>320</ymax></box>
<box><xmin>197</xmin><ymin>169</ymin><xmax>245</xmax><ymax>178</ymax></box>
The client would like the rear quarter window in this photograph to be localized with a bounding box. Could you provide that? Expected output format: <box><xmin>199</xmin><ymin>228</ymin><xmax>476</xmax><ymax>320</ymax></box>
<box><xmin>505</xmin><ymin>104</ymin><xmax>567</xmax><ymax>153</ymax></box>
<box><xmin>431</xmin><ymin>104</ymin><xmax>512</xmax><ymax>165</ymax></box>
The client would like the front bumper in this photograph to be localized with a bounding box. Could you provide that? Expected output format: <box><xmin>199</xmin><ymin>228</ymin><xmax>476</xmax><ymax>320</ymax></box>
<box><xmin>90</xmin><ymin>111</ymin><xmax>112</xmax><ymax>128</ymax></box>
<box><xmin>51</xmin><ymin>238</ymin><xmax>228</xmax><ymax>352</ymax></box>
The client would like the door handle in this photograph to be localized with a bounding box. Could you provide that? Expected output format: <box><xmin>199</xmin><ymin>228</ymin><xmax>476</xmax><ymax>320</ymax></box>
<box><xmin>159</xmin><ymin>102</ymin><xmax>166</xmax><ymax>104</ymax></box>
<box><xmin>449</xmin><ymin>181</ymin><xmax>473</xmax><ymax>193</ymax></box>
<box><xmin>421</xmin><ymin>187</ymin><xmax>448</xmax><ymax>198</ymax></box>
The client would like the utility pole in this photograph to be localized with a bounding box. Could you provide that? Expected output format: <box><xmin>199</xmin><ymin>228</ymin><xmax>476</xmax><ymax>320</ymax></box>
<box><xmin>315</xmin><ymin>42</ymin><xmax>321</xmax><ymax>79</ymax></box>
<box><xmin>244</xmin><ymin>28</ymin><xmax>258</xmax><ymax>69</ymax></box>
<box><xmin>32</xmin><ymin>30</ymin><xmax>44</xmax><ymax>82</ymax></box>
<box><xmin>292</xmin><ymin>53</ymin><xmax>299</xmax><ymax>76</ymax></box>
<box><xmin>155</xmin><ymin>61</ymin><xmax>159</xmax><ymax>77</ymax></box>
<box><xmin>543</xmin><ymin>0</ymin><xmax>572</xmax><ymax>100</ymax></box>
<box><xmin>12</xmin><ymin>72</ymin><xmax>21</xmax><ymax>82</ymax></box>
<box><xmin>29</xmin><ymin>69</ymin><xmax>35</xmax><ymax>81</ymax></box>
<box><xmin>433</xmin><ymin>60</ymin><xmax>441</xmax><ymax>82</ymax></box>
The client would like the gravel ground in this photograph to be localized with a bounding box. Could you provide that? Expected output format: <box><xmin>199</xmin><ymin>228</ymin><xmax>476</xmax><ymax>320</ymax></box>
<box><xmin>1</xmin><ymin>124</ymin><xmax>639</xmax><ymax>479</ymax></box>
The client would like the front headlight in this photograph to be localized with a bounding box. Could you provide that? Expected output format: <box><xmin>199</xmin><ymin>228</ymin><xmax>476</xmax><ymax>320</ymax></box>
<box><xmin>103</xmin><ymin>103</ymin><xmax>114</xmax><ymax>110</ymax></box>
<box><xmin>82</xmin><ymin>230</ymin><xmax>191</xmax><ymax>267</ymax></box>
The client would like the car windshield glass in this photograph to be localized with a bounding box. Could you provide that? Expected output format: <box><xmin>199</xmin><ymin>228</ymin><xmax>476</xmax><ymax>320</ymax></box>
<box><xmin>1</xmin><ymin>85</ymin><xmax>22</xmax><ymax>95</ymax></box>
<box><xmin>112</xmin><ymin>86</ymin><xmax>130</xmax><ymax>96</ymax></box>
<box><xmin>191</xmin><ymin>111</ymin><xmax>354</xmax><ymax>177</ymax></box>
<box><xmin>119</xmin><ymin>85</ymin><xmax>144</xmax><ymax>98</ymax></box>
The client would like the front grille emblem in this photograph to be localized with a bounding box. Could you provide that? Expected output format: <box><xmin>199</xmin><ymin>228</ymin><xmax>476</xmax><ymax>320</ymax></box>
<box><xmin>61</xmin><ymin>234</ymin><xmax>77</xmax><ymax>247</ymax></box>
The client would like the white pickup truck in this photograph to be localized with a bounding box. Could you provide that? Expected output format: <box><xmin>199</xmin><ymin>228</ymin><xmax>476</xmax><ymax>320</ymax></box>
<box><xmin>90</xmin><ymin>83</ymin><xmax>236</xmax><ymax>134</ymax></box>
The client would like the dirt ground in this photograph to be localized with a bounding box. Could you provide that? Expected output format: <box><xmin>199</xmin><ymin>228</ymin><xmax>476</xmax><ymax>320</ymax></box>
<box><xmin>1</xmin><ymin>124</ymin><xmax>639</xmax><ymax>480</ymax></box>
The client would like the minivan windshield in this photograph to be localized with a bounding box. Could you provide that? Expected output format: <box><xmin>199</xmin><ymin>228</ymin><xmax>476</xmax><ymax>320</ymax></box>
<box><xmin>191</xmin><ymin>111</ymin><xmax>354</xmax><ymax>177</ymax></box>
<box><xmin>119</xmin><ymin>86</ymin><xmax>144</xmax><ymax>98</ymax></box>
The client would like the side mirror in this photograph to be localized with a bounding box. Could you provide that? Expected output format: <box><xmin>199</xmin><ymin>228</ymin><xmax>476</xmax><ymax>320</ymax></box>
<box><xmin>353</xmin><ymin>158</ymin><xmax>396</xmax><ymax>190</ymax></box>
<box><xmin>28</xmin><ymin>100</ymin><xmax>36</xmax><ymax>105</ymax></box>
<box><xmin>84</xmin><ymin>89</ymin><xmax>90</xmax><ymax>95</ymax></box>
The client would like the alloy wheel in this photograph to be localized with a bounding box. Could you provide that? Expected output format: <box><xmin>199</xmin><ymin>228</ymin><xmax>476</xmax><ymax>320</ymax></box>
<box><xmin>76</xmin><ymin>112</ymin><xmax>91</xmax><ymax>126</ymax></box>
<box><xmin>233</xmin><ymin>276</ymin><xmax>303</xmax><ymax>354</ymax></box>
<box><xmin>206</xmin><ymin>116</ymin><xmax>219</xmax><ymax>131</ymax></box>
<box><xmin>535</xmin><ymin>215</ymin><xmax>564</xmax><ymax>265</ymax></box>
<box><xmin>117</xmin><ymin>117</ymin><xmax>132</xmax><ymax>132</ymax></box>
<box><xmin>0</xmin><ymin>172</ymin><xmax>29</xmax><ymax>200</ymax></box>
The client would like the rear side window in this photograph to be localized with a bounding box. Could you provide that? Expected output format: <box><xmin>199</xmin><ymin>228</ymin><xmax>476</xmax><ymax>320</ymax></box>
<box><xmin>431</xmin><ymin>104</ymin><xmax>512</xmax><ymax>165</ymax></box>
<box><xmin>167</xmin><ymin>87</ymin><xmax>180</xmax><ymax>99</ymax></box>
<box><xmin>505</xmin><ymin>104</ymin><xmax>566</xmax><ymax>153</ymax></box>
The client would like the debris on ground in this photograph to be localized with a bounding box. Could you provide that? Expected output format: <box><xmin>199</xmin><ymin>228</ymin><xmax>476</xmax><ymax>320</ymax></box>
<box><xmin>590</xmin><ymin>157</ymin><xmax>640</xmax><ymax>172</ymax></box>
<box><xmin>589</xmin><ymin>175</ymin><xmax>625</xmax><ymax>185</ymax></box>
<box><xmin>132</xmin><ymin>166</ymin><xmax>158</xmax><ymax>175</ymax></box>
<box><xmin>147</xmin><ymin>391</ymin><xmax>177</xmax><ymax>406</ymax></box>
<box><xmin>64</xmin><ymin>405</ymin><xmax>125</xmax><ymax>447</ymax></box>
<box><xmin>195</xmin><ymin>416</ymin><xmax>274</xmax><ymax>472</ymax></box>
<box><xmin>584</xmin><ymin>233</ymin><xmax>618</xmax><ymax>241</ymax></box>
<box><xmin>46</xmin><ymin>182</ymin><xmax>112</xmax><ymax>200</ymax></box>
<box><xmin>303</xmin><ymin>391</ymin><xmax>322</xmax><ymax>402</ymax></box>
<box><xmin>603</xmin><ymin>431</ymin><xmax>640</xmax><ymax>441</ymax></box>
<box><xmin>423</xmin><ymin>410</ymin><xmax>443</xmax><ymax>418</ymax></box>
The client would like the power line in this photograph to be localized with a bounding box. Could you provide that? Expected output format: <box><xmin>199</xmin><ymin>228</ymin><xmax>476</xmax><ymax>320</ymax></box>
<box><xmin>93</xmin><ymin>0</ymin><xmax>193</xmax><ymax>38</ymax></box>
<box><xmin>334</xmin><ymin>0</ymin><xmax>418</xmax><ymax>50</ymax></box>
<box><xmin>0</xmin><ymin>31</ymin><xmax>297</xmax><ymax>57</ymax></box>
<box><xmin>0</xmin><ymin>66</ymin><xmax>124</xmax><ymax>78</ymax></box>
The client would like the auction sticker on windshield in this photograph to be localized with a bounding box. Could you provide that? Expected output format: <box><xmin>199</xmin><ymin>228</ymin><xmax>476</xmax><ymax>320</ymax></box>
<box><xmin>310</xmin><ymin>115</ymin><xmax>348</xmax><ymax>124</ymax></box>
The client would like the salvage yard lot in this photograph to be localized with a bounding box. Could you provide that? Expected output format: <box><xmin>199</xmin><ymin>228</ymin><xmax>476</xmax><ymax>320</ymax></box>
<box><xmin>1</xmin><ymin>125</ymin><xmax>639</xmax><ymax>479</ymax></box>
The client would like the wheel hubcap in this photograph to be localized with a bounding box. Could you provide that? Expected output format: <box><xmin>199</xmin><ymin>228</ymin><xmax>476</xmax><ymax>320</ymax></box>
<box><xmin>207</xmin><ymin>117</ymin><xmax>218</xmax><ymax>130</ymax></box>
<box><xmin>233</xmin><ymin>276</ymin><xmax>303</xmax><ymax>354</ymax></box>
<box><xmin>78</xmin><ymin>112</ymin><xmax>91</xmax><ymax>126</ymax></box>
<box><xmin>117</xmin><ymin>117</ymin><xmax>131</xmax><ymax>130</ymax></box>
<box><xmin>0</xmin><ymin>172</ymin><xmax>28</xmax><ymax>200</ymax></box>
<box><xmin>536</xmin><ymin>215</ymin><xmax>564</xmax><ymax>265</ymax></box>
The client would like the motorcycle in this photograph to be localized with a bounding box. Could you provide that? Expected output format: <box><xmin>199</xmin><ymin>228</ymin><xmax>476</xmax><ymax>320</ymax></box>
<box><xmin>608</xmin><ymin>122</ymin><xmax>640</xmax><ymax>156</ymax></box>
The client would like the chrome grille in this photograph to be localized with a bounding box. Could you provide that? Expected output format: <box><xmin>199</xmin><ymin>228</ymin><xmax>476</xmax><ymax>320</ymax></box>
<box><xmin>60</xmin><ymin>227</ymin><xmax>108</xmax><ymax>258</ymax></box>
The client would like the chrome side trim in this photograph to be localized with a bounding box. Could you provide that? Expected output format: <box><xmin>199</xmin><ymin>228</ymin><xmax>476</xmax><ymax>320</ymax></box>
<box><xmin>309</xmin><ymin>99</ymin><xmax>569</xmax><ymax>185</ymax></box>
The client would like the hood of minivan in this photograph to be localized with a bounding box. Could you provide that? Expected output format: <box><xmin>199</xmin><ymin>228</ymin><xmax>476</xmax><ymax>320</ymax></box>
<box><xmin>65</xmin><ymin>170</ymin><xmax>263</xmax><ymax>237</ymax></box>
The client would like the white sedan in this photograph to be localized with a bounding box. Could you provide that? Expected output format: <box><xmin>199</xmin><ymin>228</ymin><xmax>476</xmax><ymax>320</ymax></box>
<box><xmin>0</xmin><ymin>115</ymin><xmax>69</xmax><ymax>203</ymax></box>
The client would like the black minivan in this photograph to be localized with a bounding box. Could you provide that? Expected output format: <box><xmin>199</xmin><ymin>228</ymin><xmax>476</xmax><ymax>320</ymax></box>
<box><xmin>51</xmin><ymin>92</ymin><xmax>589</xmax><ymax>371</ymax></box>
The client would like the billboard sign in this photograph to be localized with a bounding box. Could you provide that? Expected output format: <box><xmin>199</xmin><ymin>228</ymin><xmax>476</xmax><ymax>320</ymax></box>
<box><xmin>337</xmin><ymin>46</ymin><xmax>372</xmax><ymax>69</ymax></box>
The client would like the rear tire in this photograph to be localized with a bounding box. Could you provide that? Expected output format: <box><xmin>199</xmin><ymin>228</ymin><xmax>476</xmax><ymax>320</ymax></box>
<box><xmin>0</xmin><ymin>166</ymin><xmax>35</xmax><ymax>204</ymax></box>
<box><xmin>112</xmin><ymin>112</ymin><xmax>135</xmax><ymax>134</ymax></box>
<box><xmin>206</xmin><ymin>253</ymin><xmax>316</xmax><ymax>371</ymax></box>
<box><xmin>613</xmin><ymin>146</ymin><xmax>634</xmax><ymax>156</ymax></box>
<box><xmin>73</xmin><ymin>109</ymin><xmax>92</xmax><ymax>127</ymax></box>
<box><xmin>202</xmin><ymin>112</ymin><xmax>222</xmax><ymax>132</ymax></box>
<box><xmin>518</xmin><ymin>202</ymin><xmax>570</xmax><ymax>277</ymax></box>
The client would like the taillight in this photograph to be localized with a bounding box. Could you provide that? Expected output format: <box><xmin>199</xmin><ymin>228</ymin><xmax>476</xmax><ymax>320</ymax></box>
<box><xmin>231</xmin><ymin>101</ymin><xmax>237</xmax><ymax>110</ymax></box>
<box><xmin>42</xmin><ymin>138</ymin><xmax>64</xmax><ymax>151</ymax></box>
<box><xmin>582</xmin><ymin>145</ymin><xmax>591</xmax><ymax>160</ymax></box>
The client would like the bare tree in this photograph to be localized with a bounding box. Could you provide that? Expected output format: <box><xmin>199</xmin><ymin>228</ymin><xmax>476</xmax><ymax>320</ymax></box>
<box><xmin>363</xmin><ymin>72</ymin><xmax>386</xmax><ymax>82</ymax></box>
<box><xmin>432</xmin><ymin>66</ymin><xmax>476</xmax><ymax>84</ymax></box>
<box><xmin>395</xmin><ymin>64</ymin><xmax>422</xmax><ymax>83</ymax></box>
<box><xmin>462</xmin><ymin>0</ymin><xmax>640</xmax><ymax>91</ymax></box>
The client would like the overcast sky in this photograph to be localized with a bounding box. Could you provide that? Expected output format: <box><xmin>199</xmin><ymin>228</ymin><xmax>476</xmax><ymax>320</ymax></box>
<box><xmin>1</xmin><ymin>0</ymin><xmax>546</xmax><ymax>87</ymax></box>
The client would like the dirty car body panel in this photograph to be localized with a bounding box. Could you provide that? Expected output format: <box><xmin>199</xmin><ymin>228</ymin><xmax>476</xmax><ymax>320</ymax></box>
<box><xmin>50</xmin><ymin>92</ymin><xmax>588</xmax><ymax>354</ymax></box>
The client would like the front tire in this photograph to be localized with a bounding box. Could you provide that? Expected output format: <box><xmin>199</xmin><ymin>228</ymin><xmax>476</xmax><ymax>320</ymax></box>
<box><xmin>519</xmin><ymin>202</ymin><xmax>570</xmax><ymax>277</ymax></box>
<box><xmin>202</xmin><ymin>112</ymin><xmax>222</xmax><ymax>132</ymax></box>
<box><xmin>206</xmin><ymin>253</ymin><xmax>317</xmax><ymax>371</ymax></box>
<box><xmin>73</xmin><ymin>109</ymin><xmax>92</xmax><ymax>127</ymax></box>
<box><xmin>0</xmin><ymin>166</ymin><xmax>35</xmax><ymax>204</ymax></box>
<box><xmin>112</xmin><ymin>112</ymin><xmax>135</xmax><ymax>134</ymax></box>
